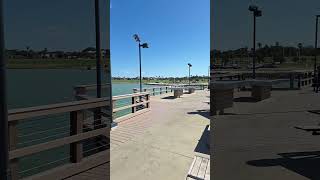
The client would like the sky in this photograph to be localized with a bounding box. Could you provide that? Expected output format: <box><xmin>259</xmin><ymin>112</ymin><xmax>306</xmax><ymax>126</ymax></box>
<box><xmin>110</xmin><ymin>0</ymin><xmax>209</xmax><ymax>77</ymax></box>
<box><xmin>4</xmin><ymin>0</ymin><xmax>209</xmax><ymax>78</ymax></box>
<box><xmin>212</xmin><ymin>0</ymin><xmax>320</xmax><ymax>51</ymax></box>
<box><xmin>4</xmin><ymin>0</ymin><xmax>109</xmax><ymax>50</ymax></box>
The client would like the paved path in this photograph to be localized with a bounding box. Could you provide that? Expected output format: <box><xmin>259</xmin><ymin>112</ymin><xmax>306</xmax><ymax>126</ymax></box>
<box><xmin>212</xmin><ymin>87</ymin><xmax>320</xmax><ymax>180</ymax></box>
<box><xmin>110</xmin><ymin>90</ymin><xmax>210</xmax><ymax>180</ymax></box>
<box><xmin>67</xmin><ymin>90</ymin><xmax>210</xmax><ymax>180</ymax></box>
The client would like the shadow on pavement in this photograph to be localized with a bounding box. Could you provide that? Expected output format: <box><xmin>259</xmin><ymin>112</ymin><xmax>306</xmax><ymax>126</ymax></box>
<box><xmin>194</xmin><ymin>125</ymin><xmax>210</xmax><ymax>156</ymax></box>
<box><xmin>233</xmin><ymin>97</ymin><xmax>258</xmax><ymax>103</ymax></box>
<box><xmin>187</xmin><ymin>109</ymin><xmax>210</xmax><ymax>119</ymax></box>
<box><xmin>247</xmin><ymin>151</ymin><xmax>320</xmax><ymax>180</ymax></box>
<box><xmin>161</xmin><ymin>96</ymin><xmax>176</xmax><ymax>100</ymax></box>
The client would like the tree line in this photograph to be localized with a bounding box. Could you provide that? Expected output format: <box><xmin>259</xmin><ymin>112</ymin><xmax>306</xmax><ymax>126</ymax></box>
<box><xmin>211</xmin><ymin>42</ymin><xmax>318</xmax><ymax>64</ymax></box>
<box><xmin>5</xmin><ymin>47</ymin><xmax>110</xmax><ymax>60</ymax></box>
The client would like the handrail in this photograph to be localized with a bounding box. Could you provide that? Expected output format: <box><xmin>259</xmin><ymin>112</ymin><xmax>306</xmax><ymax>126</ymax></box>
<box><xmin>9</xmin><ymin>97</ymin><xmax>110</xmax><ymax>122</ymax></box>
<box><xmin>73</xmin><ymin>85</ymin><xmax>151</xmax><ymax>122</ymax></box>
<box><xmin>7</xmin><ymin>97</ymin><xmax>111</xmax><ymax>180</ymax></box>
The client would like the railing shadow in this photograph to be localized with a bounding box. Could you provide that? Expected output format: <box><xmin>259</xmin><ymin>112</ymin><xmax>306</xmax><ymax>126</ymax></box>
<box><xmin>194</xmin><ymin>125</ymin><xmax>210</xmax><ymax>156</ymax></box>
<box><xmin>187</xmin><ymin>109</ymin><xmax>210</xmax><ymax>119</ymax></box>
<box><xmin>247</xmin><ymin>151</ymin><xmax>320</xmax><ymax>180</ymax></box>
<box><xmin>161</xmin><ymin>96</ymin><xmax>176</xmax><ymax>100</ymax></box>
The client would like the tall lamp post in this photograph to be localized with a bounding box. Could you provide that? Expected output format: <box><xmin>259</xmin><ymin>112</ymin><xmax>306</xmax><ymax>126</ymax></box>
<box><xmin>0</xmin><ymin>0</ymin><xmax>9</xmax><ymax>179</ymax></box>
<box><xmin>314</xmin><ymin>15</ymin><xmax>320</xmax><ymax>82</ymax></box>
<box><xmin>133</xmin><ymin>34</ymin><xmax>149</xmax><ymax>92</ymax></box>
<box><xmin>188</xmin><ymin>63</ymin><xmax>192</xmax><ymax>85</ymax></box>
<box><xmin>249</xmin><ymin>5</ymin><xmax>262</xmax><ymax>79</ymax></box>
<box><xmin>95</xmin><ymin>0</ymin><xmax>102</xmax><ymax>98</ymax></box>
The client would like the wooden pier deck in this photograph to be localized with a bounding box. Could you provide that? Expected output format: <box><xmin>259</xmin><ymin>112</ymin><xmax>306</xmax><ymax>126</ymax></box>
<box><xmin>66</xmin><ymin>90</ymin><xmax>210</xmax><ymax>180</ymax></box>
<box><xmin>212</xmin><ymin>87</ymin><xmax>320</xmax><ymax>180</ymax></box>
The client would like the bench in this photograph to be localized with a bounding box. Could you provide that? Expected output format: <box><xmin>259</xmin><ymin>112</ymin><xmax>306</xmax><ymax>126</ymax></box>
<box><xmin>294</xmin><ymin>126</ymin><xmax>320</xmax><ymax>135</ymax></box>
<box><xmin>186</xmin><ymin>155</ymin><xmax>210</xmax><ymax>180</ymax></box>
<box><xmin>173</xmin><ymin>88</ymin><xmax>184</xmax><ymax>98</ymax></box>
<box><xmin>210</xmin><ymin>79</ymin><xmax>287</xmax><ymax>115</ymax></box>
<box><xmin>188</xmin><ymin>87</ymin><xmax>196</xmax><ymax>94</ymax></box>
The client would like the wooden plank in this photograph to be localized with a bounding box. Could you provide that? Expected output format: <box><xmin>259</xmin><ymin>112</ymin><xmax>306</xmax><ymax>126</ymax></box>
<box><xmin>204</xmin><ymin>160</ymin><xmax>210</xmax><ymax>180</ymax></box>
<box><xmin>113</xmin><ymin>101</ymin><xmax>150</xmax><ymax>113</ymax></box>
<box><xmin>70</xmin><ymin>110</ymin><xmax>84</xmax><ymax>163</ymax></box>
<box><xmin>198</xmin><ymin>158</ymin><xmax>209</xmax><ymax>179</ymax></box>
<box><xmin>112</xmin><ymin>92</ymin><xmax>149</xmax><ymax>100</ymax></box>
<box><xmin>187</xmin><ymin>156</ymin><xmax>197</xmax><ymax>176</ymax></box>
<box><xmin>9</xmin><ymin>97</ymin><xmax>110</xmax><ymax>122</ymax></box>
<box><xmin>190</xmin><ymin>156</ymin><xmax>201</xmax><ymax>176</ymax></box>
<box><xmin>9</xmin><ymin>127</ymin><xmax>109</xmax><ymax>160</ymax></box>
<box><xmin>22</xmin><ymin>151</ymin><xmax>110</xmax><ymax>180</ymax></box>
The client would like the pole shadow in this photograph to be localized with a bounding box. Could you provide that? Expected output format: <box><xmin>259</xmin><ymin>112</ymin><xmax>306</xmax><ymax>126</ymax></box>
<box><xmin>247</xmin><ymin>151</ymin><xmax>320</xmax><ymax>180</ymax></box>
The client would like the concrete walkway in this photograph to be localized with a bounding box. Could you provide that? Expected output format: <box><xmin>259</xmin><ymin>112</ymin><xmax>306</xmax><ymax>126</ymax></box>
<box><xmin>212</xmin><ymin>87</ymin><xmax>320</xmax><ymax>180</ymax></box>
<box><xmin>111</xmin><ymin>90</ymin><xmax>210</xmax><ymax>180</ymax></box>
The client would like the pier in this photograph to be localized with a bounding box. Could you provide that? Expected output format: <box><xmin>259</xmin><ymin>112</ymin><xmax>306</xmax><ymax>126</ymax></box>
<box><xmin>5</xmin><ymin>84</ymin><xmax>209</xmax><ymax>180</ymax></box>
<box><xmin>211</xmin><ymin>71</ymin><xmax>320</xmax><ymax>179</ymax></box>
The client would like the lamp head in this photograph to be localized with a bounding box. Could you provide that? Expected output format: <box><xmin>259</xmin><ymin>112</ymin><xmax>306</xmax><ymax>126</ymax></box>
<box><xmin>141</xmin><ymin>43</ymin><xmax>149</xmax><ymax>48</ymax></box>
<box><xmin>249</xmin><ymin>5</ymin><xmax>258</xmax><ymax>12</ymax></box>
<box><xmin>188</xmin><ymin>63</ymin><xmax>192</xmax><ymax>67</ymax></box>
<box><xmin>133</xmin><ymin>34</ymin><xmax>141</xmax><ymax>42</ymax></box>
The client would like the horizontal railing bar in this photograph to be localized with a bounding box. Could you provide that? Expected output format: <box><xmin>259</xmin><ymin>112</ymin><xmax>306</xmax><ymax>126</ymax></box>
<box><xmin>113</xmin><ymin>101</ymin><xmax>150</xmax><ymax>113</ymax></box>
<box><xmin>8</xmin><ymin>98</ymin><xmax>110</xmax><ymax>122</ymax></box>
<box><xmin>73</xmin><ymin>83</ymin><xmax>111</xmax><ymax>90</ymax></box>
<box><xmin>113</xmin><ymin>92</ymin><xmax>149</xmax><ymax>100</ymax></box>
<box><xmin>9</xmin><ymin>127</ymin><xmax>109</xmax><ymax>160</ymax></box>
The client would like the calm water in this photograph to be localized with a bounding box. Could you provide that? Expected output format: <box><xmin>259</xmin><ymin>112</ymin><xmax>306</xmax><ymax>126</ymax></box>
<box><xmin>7</xmin><ymin>69</ymin><xmax>149</xmax><ymax>109</ymax></box>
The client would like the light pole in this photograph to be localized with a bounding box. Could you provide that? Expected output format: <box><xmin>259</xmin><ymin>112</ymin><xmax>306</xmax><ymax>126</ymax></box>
<box><xmin>133</xmin><ymin>34</ymin><xmax>149</xmax><ymax>92</ymax></box>
<box><xmin>0</xmin><ymin>0</ymin><xmax>9</xmax><ymax>179</ymax></box>
<box><xmin>188</xmin><ymin>63</ymin><xmax>192</xmax><ymax>85</ymax></box>
<box><xmin>249</xmin><ymin>5</ymin><xmax>262</xmax><ymax>79</ymax></box>
<box><xmin>95</xmin><ymin>0</ymin><xmax>102</xmax><ymax>98</ymax></box>
<box><xmin>314</xmin><ymin>15</ymin><xmax>320</xmax><ymax>81</ymax></box>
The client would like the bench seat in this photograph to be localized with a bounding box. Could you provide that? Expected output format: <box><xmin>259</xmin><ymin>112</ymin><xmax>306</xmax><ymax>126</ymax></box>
<box><xmin>186</xmin><ymin>156</ymin><xmax>210</xmax><ymax>180</ymax></box>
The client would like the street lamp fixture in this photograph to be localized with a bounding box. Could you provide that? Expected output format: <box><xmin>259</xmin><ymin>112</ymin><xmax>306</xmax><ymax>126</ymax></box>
<box><xmin>133</xmin><ymin>34</ymin><xmax>149</xmax><ymax>92</ymax></box>
<box><xmin>188</xmin><ymin>63</ymin><xmax>192</xmax><ymax>85</ymax></box>
<box><xmin>249</xmin><ymin>4</ymin><xmax>262</xmax><ymax>79</ymax></box>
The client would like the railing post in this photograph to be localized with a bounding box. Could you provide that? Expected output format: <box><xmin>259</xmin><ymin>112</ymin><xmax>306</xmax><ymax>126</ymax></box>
<box><xmin>131</xmin><ymin>96</ymin><xmax>136</xmax><ymax>113</ymax></box>
<box><xmin>298</xmin><ymin>74</ymin><xmax>301</xmax><ymax>89</ymax></box>
<box><xmin>112</xmin><ymin>100</ymin><xmax>116</xmax><ymax>120</ymax></box>
<box><xmin>289</xmin><ymin>73</ymin><xmax>294</xmax><ymax>89</ymax></box>
<box><xmin>74</xmin><ymin>86</ymin><xmax>87</xmax><ymax>100</ymax></box>
<box><xmin>146</xmin><ymin>94</ymin><xmax>150</xmax><ymax>108</ymax></box>
<box><xmin>159</xmin><ymin>87</ymin><xmax>162</xmax><ymax>95</ymax></box>
<box><xmin>166</xmin><ymin>87</ymin><xmax>168</xmax><ymax>93</ymax></box>
<box><xmin>70</xmin><ymin>110</ymin><xmax>84</xmax><ymax>163</ymax></box>
<box><xmin>133</xmin><ymin>88</ymin><xmax>138</xmax><ymax>94</ymax></box>
<box><xmin>9</xmin><ymin>122</ymin><xmax>18</xmax><ymax>180</ymax></box>
<box><xmin>153</xmin><ymin>88</ymin><xmax>155</xmax><ymax>96</ymax></box>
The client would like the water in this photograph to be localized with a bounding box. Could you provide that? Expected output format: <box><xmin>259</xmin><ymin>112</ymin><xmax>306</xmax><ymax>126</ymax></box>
<box><xmin>7</xmin><ymin>69</ymin><xmax>149</xmax><ymax>109</ymax></box>
<box><xmin>6</xmin><ymin>69</ymin><xmax>153</xmax><ymax>178</ymax></box>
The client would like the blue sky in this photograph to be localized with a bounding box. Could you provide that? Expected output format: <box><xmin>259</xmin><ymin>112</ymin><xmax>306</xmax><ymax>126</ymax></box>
<box><xmin>4</xmin><ymin>0</ymin><xmax>109</xmax><ymax>50</ymax></box>
<box><xmin>212</xmin><ymin>0</ymin><xmax>320</xmax><ymax>50</ymax></box>
<box><xmin>110</xmin><ymin>0</ymin><xmax>209</xmax><ymax>77</ymax></box>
